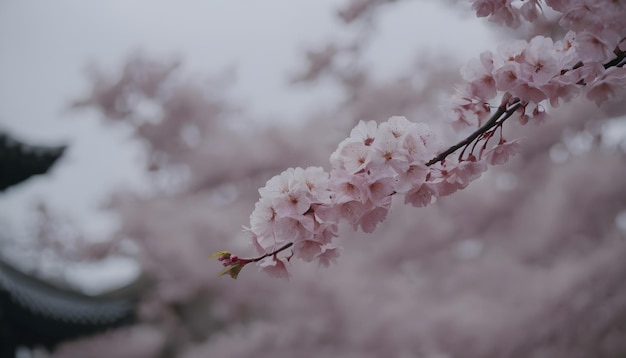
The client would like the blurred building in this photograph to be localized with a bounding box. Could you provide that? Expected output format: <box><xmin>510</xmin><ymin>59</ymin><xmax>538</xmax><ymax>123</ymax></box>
<box><xmin>0</xmin><ymin>132</ymin><xmax>137</xmax><ymax>357</ymax></box>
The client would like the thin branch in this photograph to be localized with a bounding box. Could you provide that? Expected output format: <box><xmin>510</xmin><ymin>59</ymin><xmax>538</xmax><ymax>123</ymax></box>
<box><xmin>604</xmin><ymin>49</ymin><xmax>625</xmax><ymax>69</ymax></box>
<box><xmin>426</xmin><ymin>100</ymin><xmax>522</xmax><ymax>166</ymax></box>
<box><xmin>248</xmin><ymin>242</ymin><xmax>294</xmax><ymax>263</ymax></box>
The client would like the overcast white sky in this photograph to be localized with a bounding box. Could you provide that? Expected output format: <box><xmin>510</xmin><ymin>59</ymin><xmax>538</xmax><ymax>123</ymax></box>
<box><xmin>0</xmin><ymin>0</ymin><xmax>493</xmax><ymax>244</ymax></box>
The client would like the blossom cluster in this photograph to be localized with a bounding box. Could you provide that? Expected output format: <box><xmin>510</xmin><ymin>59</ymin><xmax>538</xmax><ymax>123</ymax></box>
<box><xmin>472</xmin><ymin>0</ymin><xmax>624</xmax><ymax>32</ymax></box>
<box><xmin>453</xmin><ymin>0</ymin><xmax>626</xmax><ymax>129</ymax></box>
<box><xmin>215</xmin><ymin>116</ymin><xmax>520</xmax><ymax>278</ymax></box>
<box><xmin>214</xmin><ymin>0</ymin><xmax>625</xmax><ymax>279</ymax></box>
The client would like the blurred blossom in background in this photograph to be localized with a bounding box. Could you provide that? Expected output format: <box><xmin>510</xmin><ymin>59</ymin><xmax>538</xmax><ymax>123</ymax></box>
<box><xmin>0</xmin><ymin>1</ymin><xmax>625</xmax><ymax>357</ymax></box>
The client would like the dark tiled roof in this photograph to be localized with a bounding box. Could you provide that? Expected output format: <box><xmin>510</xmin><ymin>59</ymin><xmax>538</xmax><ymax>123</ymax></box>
<box><xmin>0</xmin><ymin>131</ymin><xmax>66</xmax><ymax>191</ymax></box>
<box><xmin>0</xmin><ymin>258</ymin><xmax>138</xmax><ymax>351</ymax></box>
<box><xmin>0</xmin><ymin>129</ymin><xmax>137</xmax><ymax>354</ymax></box>
<box><xmin>0</xmin><ymin>261</ymin><xmax>134</xmax><ymax>325</ymax></box>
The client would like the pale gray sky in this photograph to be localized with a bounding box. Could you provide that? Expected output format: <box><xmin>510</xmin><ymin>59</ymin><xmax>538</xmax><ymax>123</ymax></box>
<box><xmin>0</xmin><ymin>0</ymin><xmax>493</xmax><ymax>243</ymax></box>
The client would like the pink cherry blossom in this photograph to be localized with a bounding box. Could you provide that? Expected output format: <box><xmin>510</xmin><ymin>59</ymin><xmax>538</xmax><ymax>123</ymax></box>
<box><xmin>523</xmin><ymin>36</ymin><xmax>560</xmax><ymax>85</ymax></box>
<box><xmin>316</xmin><ymin>245</ymin><xmax>341</xmax><ymax>268</ymax></box>
<box><xmin>250</xmin><ymin>197</ymin><xmax>278</xmax><ymax>238</ymax></box>
<box><xmin>365</xmin><ymin>173</ymin><xmax>395</xmax><ymax>207</ymax></box>
<box><xmin>330</xmin><ymin>140</ymin><xmax>370</xmax><ymax>173</ymax></box>
<box><xmin>259</xmin><ymin>168</ymin><xmax>293</xmax><ymax>199</ymax></box>
<box><xmin>293</xmin><ymin>240</ymin><xmax>322</xmax><ymax>262</ymax></box>
<box><xmin>516</xmin><ymin>0</ymin><xmax>543</xmax><ymax>23</ymax></box>
<box><xmin>585</xmin><ymin>67</ymin><xmax>626</xmax><ymax>106</ymax></box>
<box><xmin>258</xmin><ymin>256</ymin><xmax>291</xmax><ymax>279</ymax></box>
<box><xmin>370</xmin><ymin>130</ymin><xmax>410</xmax><ymax>174</ymax></box>
<box><xmin>349</xmin><ymin>119</ymin><xmax>378</xmax><ymax>145</ymax></box>
<box><xmin>575</xmin><ymin>30</ymin><xmax>621</xmax><ymax>63</ymax></box>
<box><xmin>447</xmin><ymin>88</ymin><xmax>491</xmax><ymax>129</ymax></box>
<box><xmin>319</xmin><ymin>200</ymin><xmax>366</xmax><ymax>231</ymax></box>
<box><xmin>428</xmin><ymin>159</ymin><xmax>487</xmax><ymax>197</ymax></box>
<box><xmin>404</xmin><ymin>183</ymin><xmax>436</xmax><ymax>207</ymax></box>
<box><xmin>403</xmin><ymin>122</ymin><xmax>438</xmax><ymax>161</ymax></box>
<box><xmin>328</xmin><ymin>169</ymin><xmax>368</xmax><ymax>204</ymax></box>
<box><xmin>471</xmin><ymin>0</ymin><xmax>520</xmax><ymax>27</ymax></box>
<box><xmin>273</xmin><ymin>214</ymin><xmax>316</xmax><ymax>242</ymax></box>
<box><xmin>357</xmin><ymin>204</ymin><xmax>390</xmax><ymax>233</ymax></box>
<box><xmin>273</xmin><ymin>187</ymin><xmax>310</xmax><ymax>217</ymax></box>
<box><xmin>377</xmin><ymin>115</ymin><xmax>417</xmax><ymax>140</ymax></box>
<box><xmin>394</xmin><ymin>163</ymin><xmax>429</xmax><ymax>194</ymax></box>
<box><xmin>460</xmin><ymin>52</ymin><xmax>497</xmax><ymax>100</ymax></box>
<box><xmin>293</xmin><ymin>167</ymin><xmax>331</xmax><ymax>202</ymax></box>
<box><xmin>483</xmin><ymin>138</ymin><xmax>523</xmax><ymax>165</ymax></box>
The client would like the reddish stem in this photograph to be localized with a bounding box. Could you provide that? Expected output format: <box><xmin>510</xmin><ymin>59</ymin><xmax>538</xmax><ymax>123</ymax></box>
<box><xmin>246</xmin><ymin>242</ymin><xmax>294</xmax><ymax>263</ymax></box>
<box><xmin>426</xmin><ymin>100</ymin><xmax>522</xmax><ymax>166</ymax></box>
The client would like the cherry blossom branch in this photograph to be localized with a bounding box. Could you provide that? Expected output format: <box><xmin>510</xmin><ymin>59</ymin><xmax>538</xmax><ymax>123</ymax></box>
<box><xmin>212</xmin><ymin>0</ymin><xmax>626</xmax><ymax>280</ymax></box>
<box><xmin>211</xmin><ymin>242</ymin><xmax>294</xmax><ymax>279</ymax></box>
<box><xmin>603</xmin><ymin>49</ymin><xmax>625</xmax><ymax>70</ymax></box>
<box><xmin>426</xmin><ymin>99</ymin><xmax>522</xmax><ymax>166</ymax></box>
<box><xmin>248</xmin><ymin>242</ymin><xmax>294</xmax><ymax>263</ymax></box>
